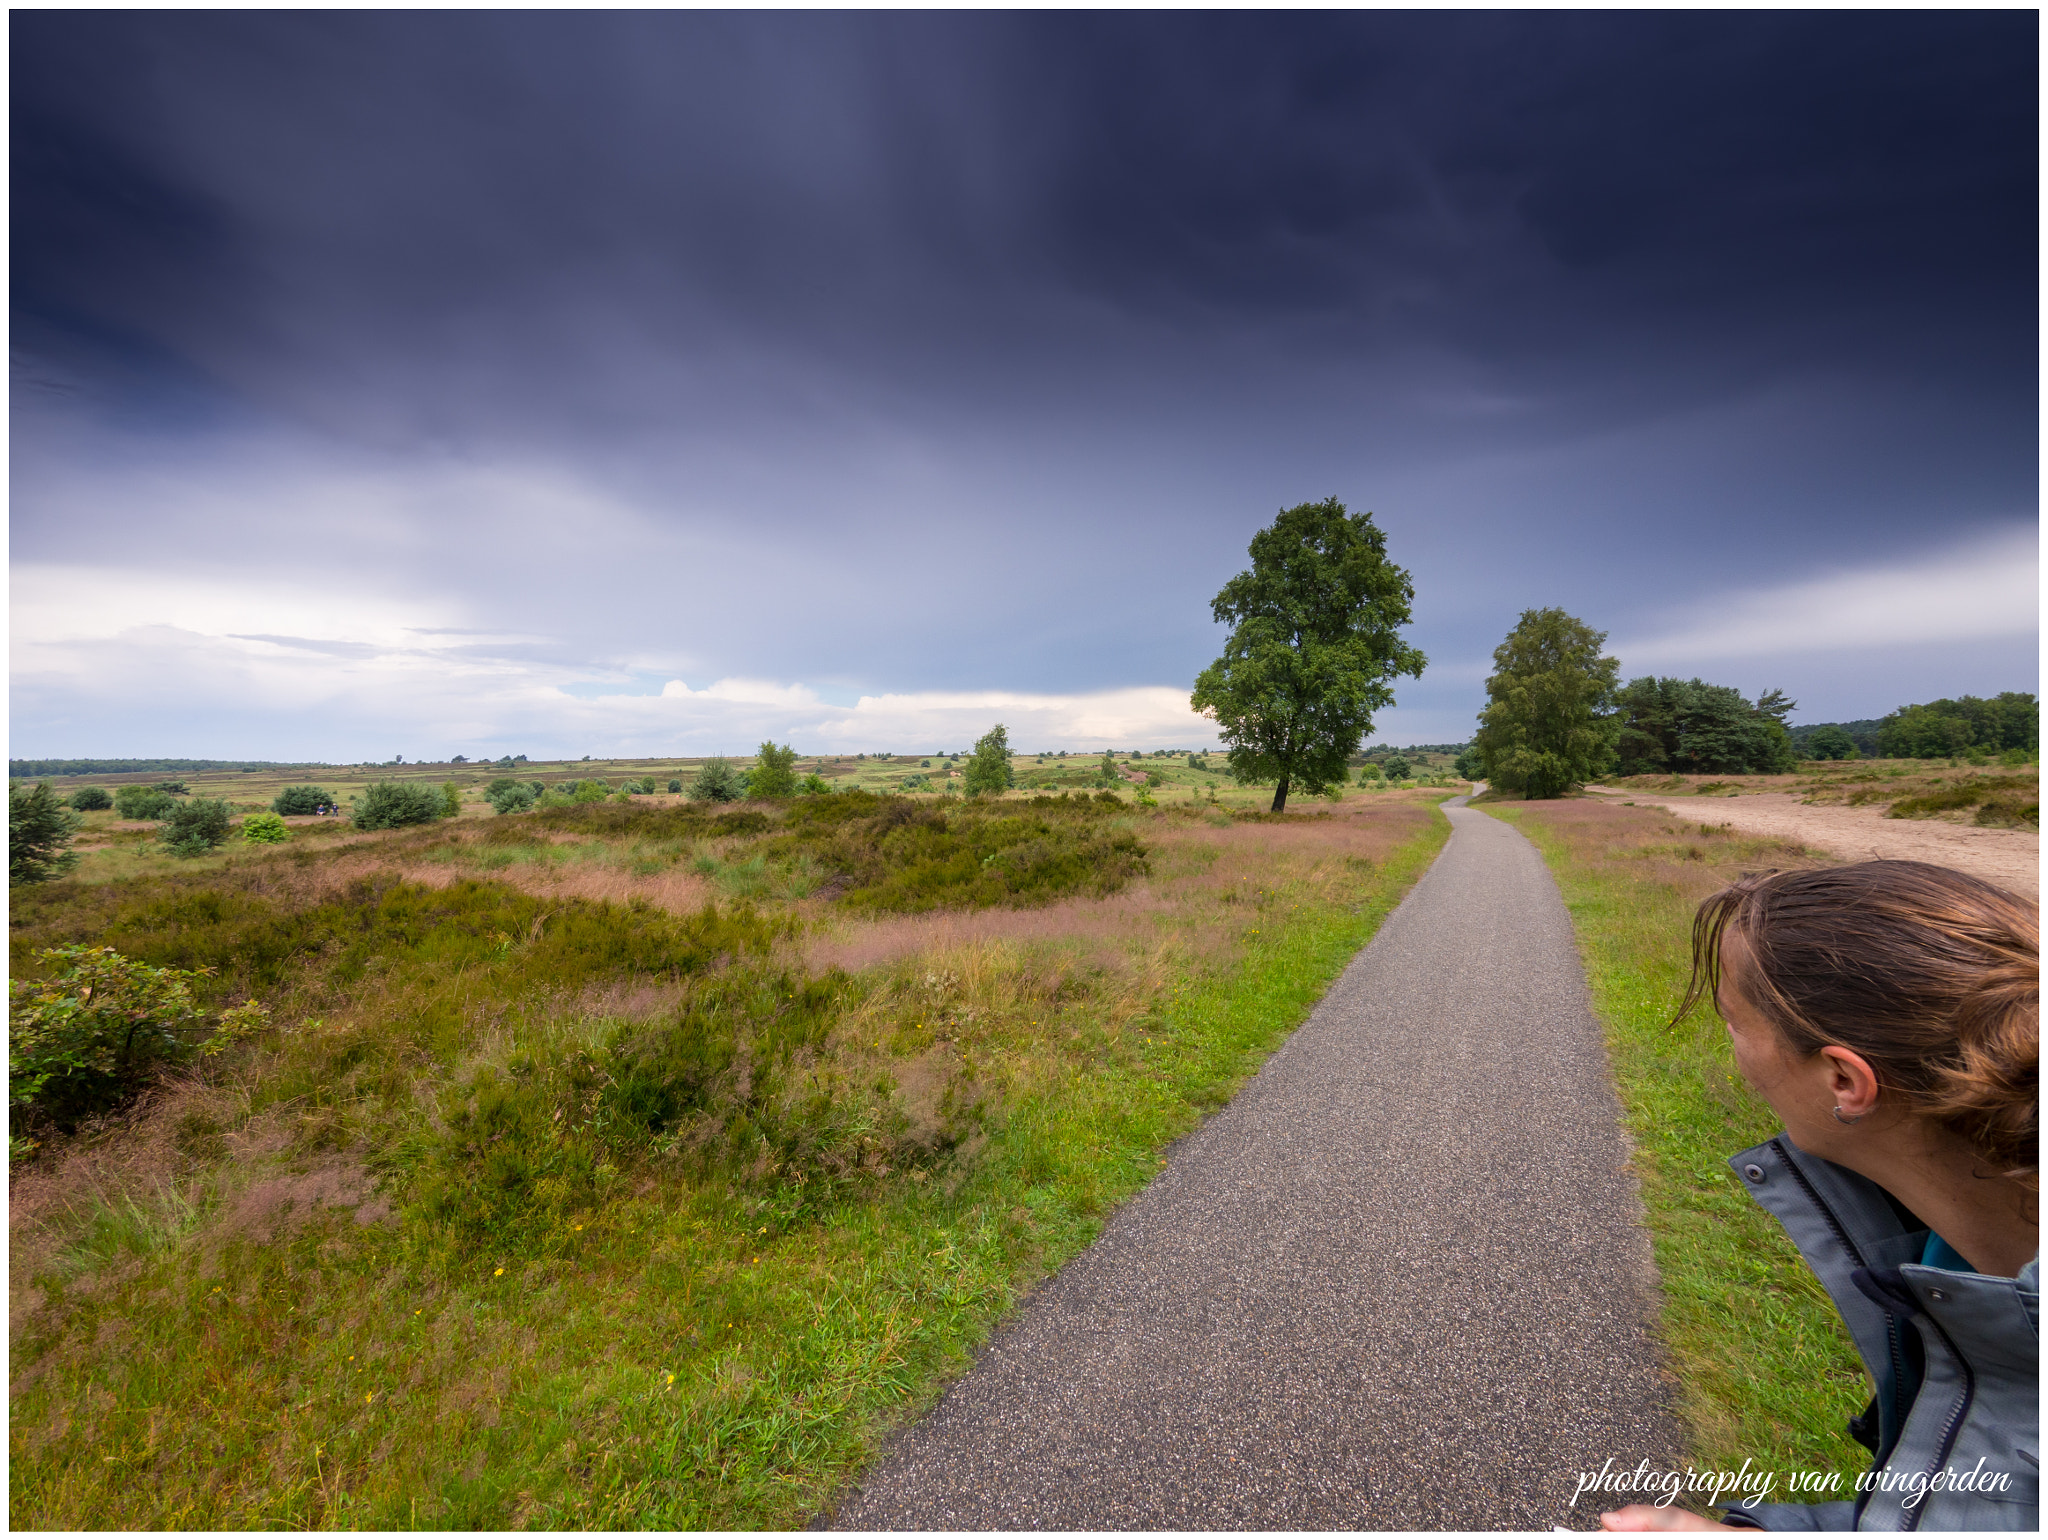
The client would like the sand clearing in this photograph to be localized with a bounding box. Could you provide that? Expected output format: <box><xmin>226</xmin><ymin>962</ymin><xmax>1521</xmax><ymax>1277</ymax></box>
<box><xmin>1583</xmin><ymin>788</ymin><xmax>2038</xmax><ymax>898</ymax></box>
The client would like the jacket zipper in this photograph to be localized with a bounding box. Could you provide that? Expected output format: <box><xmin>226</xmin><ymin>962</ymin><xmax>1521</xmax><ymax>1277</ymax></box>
<box><xmin>1768</xmin><ymin>1139</ymin><xmax>1909</xmax><ymax>1526</ymax></box>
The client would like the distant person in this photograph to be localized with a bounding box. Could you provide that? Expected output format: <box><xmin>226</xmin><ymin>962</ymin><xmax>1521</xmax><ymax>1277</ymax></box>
<box><xmin>1603</xmin><ymin>861</ymin><xmax>2036</xmax><ymax>1533</ymax></box>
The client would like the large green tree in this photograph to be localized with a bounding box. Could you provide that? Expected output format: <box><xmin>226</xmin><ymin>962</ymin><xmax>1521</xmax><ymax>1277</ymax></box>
<box><xmin>1191</xmin><ymin>498</ymin><xmax>1425</xmax><ymax>812</ymax></box>
<box><xmin>1472</xmin><ymin>609</ymin><xmax>1620</xmax><ymax>799</ymax></box>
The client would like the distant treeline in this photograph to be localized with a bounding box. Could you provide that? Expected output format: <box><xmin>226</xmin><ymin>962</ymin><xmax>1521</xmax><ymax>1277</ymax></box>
<box><xmin>8</xmin><ymin>757</ymin><xmax>335</xmax><ymax>778</ymax></box>
<box><xmin>1362</xmin><ymin>742</ymin><xmax>1469</xmax><ymax>757</ymax></box>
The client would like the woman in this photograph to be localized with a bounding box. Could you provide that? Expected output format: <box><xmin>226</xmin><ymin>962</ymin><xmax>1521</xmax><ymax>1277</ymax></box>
<box><xmin>1603</xmin><ymin>860</ymin><xmax>2037</xmax><ymax>1533</ymax></box>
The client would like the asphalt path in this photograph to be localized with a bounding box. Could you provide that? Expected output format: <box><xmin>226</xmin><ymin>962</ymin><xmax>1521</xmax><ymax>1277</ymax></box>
<box><xmin>830</xmin><ymin>797</ymin><xmax>1682</xmax><ymax>1530</ymax></box>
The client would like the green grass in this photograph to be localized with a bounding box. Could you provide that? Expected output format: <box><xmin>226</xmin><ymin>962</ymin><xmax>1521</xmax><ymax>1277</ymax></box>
<box><xmin>1477</xmin><ymin>800</ymin><xmax>1870</xmax><ymax>1503</ymax></box>
<box><xmin>11</xmin><ymin>796</ymin><xmax>1450</xmax><ymax>1528</ymax></box>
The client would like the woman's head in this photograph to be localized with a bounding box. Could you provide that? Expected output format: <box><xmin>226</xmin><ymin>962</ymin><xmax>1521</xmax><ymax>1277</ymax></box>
<box><xmin>1682</xmin><ymin>861</ymin><xmax>2038</xmax><ymax>1186</ymax></box>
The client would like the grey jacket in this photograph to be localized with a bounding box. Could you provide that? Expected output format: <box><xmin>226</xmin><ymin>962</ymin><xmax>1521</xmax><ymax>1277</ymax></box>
<box><xmin>1719</xmin><ymin>1135</ymin><xmax>2037</xmax><ymax>1532</ymax></box>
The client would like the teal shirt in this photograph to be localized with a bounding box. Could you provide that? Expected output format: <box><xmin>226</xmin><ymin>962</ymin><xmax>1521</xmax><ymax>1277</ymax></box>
<box><xmin>1921</xmin><ymin>1231</ymin><xmax>1974</xmax><ymax>1272</ymax></box>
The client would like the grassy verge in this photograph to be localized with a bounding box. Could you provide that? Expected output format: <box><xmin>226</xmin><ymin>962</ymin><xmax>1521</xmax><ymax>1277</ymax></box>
<box><xmin>11</xmin><ymin>796</ymin><xmax>1449</xmax><ymax>1528</ymax></box>
<box><xmin>1477</xmin><ymin>799</ymin><xmax>1868</xmax><ymax>1500</ymax></box>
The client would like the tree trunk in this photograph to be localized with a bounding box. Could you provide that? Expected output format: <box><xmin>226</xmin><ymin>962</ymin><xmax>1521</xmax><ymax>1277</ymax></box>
<box><xmin>1270</xmin><ymin>775</ymin><xmax>1289</xmax><ymax>813</ymax></box>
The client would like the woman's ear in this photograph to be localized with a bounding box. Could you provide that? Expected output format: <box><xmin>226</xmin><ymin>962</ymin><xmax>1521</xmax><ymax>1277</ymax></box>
<box><xmin>1819</xmin><ymin>1044</ymin><xmax>1882</xmax><ymax>1119</ymax></box>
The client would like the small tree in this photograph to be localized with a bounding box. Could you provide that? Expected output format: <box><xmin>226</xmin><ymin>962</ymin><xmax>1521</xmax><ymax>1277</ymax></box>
<box><xmin>273</xmin><ymin>785</ymin><xmax>334</xmax><ymax>816</ymax></box>
<box><xmin>796</xmin><ymin>772</ymin><xmax>830</xmax><ymax>796</ymax></box>
<box><xmin>440</xmin><ymin>782</ymin><xmax>463</xmax><ymax>818</ymax></box>
<box><xmin>1453</xmin><ymin>746</ymin><xmax>1486</xmax><ymax>780</ymax></box>
<box><xmin>1803</xmin><ymin>724</ymin><xmax>1859</xmax><ymax>762</ymax></box>
<box><xmin>1471</xmin><ymin>608</ymin><xmax>1620</xmax><ymax>799</ymax></box>
<box><xmin>689</xmin><ymin>759</ymin><xmax>743</xmax><ymax>802</ymax></box>
<box><xmin>10</xmin><ymin>782</ymin><xmax>82</xmax><ymax>885</ymax></box>
<box><xmin>1381</xmin><ymin>754</ymin><xmax>1412</xmax><ymax>782</ymax></box>
<box><xmin>1097</xmin><ymin>752</ymin><xmax>1118</xmax><ymax>788</ymax></box>
<box><xmin>1357</xmin><ymin>762</ymin><xmax>1383</xmax><ymax>784</ymax></box>
<box><xmin>751</xmin><ymin>742</ymin><xmax>799</xmax><ymax>798</ymax></box>
<box><xmin>159</xmin><ymin>797</ymin><xmax>232</xmax><ymax>857</ymax></box>
<box><xmin>351</xmin><ymin>781</ymin><xmax>444</xmax><ymax>830</ymax></box>
<box><xmin>667</xmin><ymin>778</ymin><xmax>682</xmax><ymax>794</ymax></box>
<box><xmin>241</xmin><ymin>812</ymin><xmax>290</xmax><ymax>844</ymax></box>
<box><xmin>69</xmin><ymin>787</ymin><xmax>112</xmax><ymax>812</ymax></box>
<box><xmin>1191</xmin><ymin>497</ymin><xmax>1425</xmax><ymax>812</ymax></box>
<box><xmin>963</xmin><ymin>725</ymin><xmax>1013</xmax><ymax>797</ymax></box>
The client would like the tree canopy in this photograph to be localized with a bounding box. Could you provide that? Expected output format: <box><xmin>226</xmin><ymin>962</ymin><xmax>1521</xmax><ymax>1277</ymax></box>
<box><xmin>1612</xmin><ymin>677</ymin><xmax>1797</xmax><ymax>776</ymax></box>
<box><xmin>1876</xmin><ymin>693</ymin><xmax>2037</xmax><ymax>758</ymax></box>
<box><xmin>1190</xmin><ymin>498</ymin><xmax>1424</xmax><ymax>813</ymax></box>
<box><xmin>1471</xmin><ymin>609</ymin><xmax>1619</xmax><ymax>799</ymax></box>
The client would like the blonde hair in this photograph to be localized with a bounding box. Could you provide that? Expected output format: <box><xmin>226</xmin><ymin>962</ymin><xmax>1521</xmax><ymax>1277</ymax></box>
<box><xmin>1682</xmin><ymin>861</ymin><xmax>2038</xmax><ymax>1187</ymax></box>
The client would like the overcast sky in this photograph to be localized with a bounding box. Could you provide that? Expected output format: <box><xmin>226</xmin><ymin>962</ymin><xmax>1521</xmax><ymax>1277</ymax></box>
<box><xmin>12</xmin><ymin>11</ymin><xmax>2037</xmax><ymax>761</ymax></box>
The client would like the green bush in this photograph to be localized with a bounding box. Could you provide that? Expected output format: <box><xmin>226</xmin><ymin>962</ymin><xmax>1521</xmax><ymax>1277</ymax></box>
<box><xmin>689</xmin><ymin>759</ymin><xmax>744</xmax><ymax>802</ymax></box>
<box><xmin>667</xmin><ymin>779</ymin><xmax>682</xmax><ymax>793</ymax></box>
<box><xmin>9</xmin><ymin>945</ymin><xmax>268</xmax><ymax>1129</ymax></box>
<box><xmin>240</xmin><ymin>812</ymin><xmax>290</xmax><ymax>845</ymax></box>
<box><xmin>69</xmin><ymin>786</ymin><xmax>113</xmax><ymax>811</ymax></box>
<box><xmin>750</xmin><ymin>742</ymin><xmax>799</xmax><ymax>799</ymax></box>
<box><xmin>272</xmin><ymin>785</ymin><xmax>335</xmax><ymax>815</ymax></box>
<box><xmin>114</xmin><ymin>785</ymin><xmax>176</xmax><ymax>820</ymax></box>
<box><xmin>1381</xmin><ymin>754</ymin><xmax>1412</xmax><ymax>781</ymax></box>
<box><xmin>1357</xmin><ymin>762</ymin><xmax>1383</xmax><ymax>783</ymax></box>
<box><xmin>485</xmin><ymin>779</ymin><xmax>539</xmax><ymax>815</ymax></box>
<box><xmin>158</xmin><ymin>797</ymin><xmax>233</xmax><ymax>857</ymax></box>
<box><xmin>10</xmin><ymin>782</ymin><xmax>82</xmax><ymax>885</ymax></box>
<box><xmin>796</xmin><ymin>773</ymin><xmax>830</xmax><ymax>796</ymax></box>
<box><xmin>350</xmin><ymin>781</ymin><xmax>445</xmax><ymax>830</ymax></box>
<box><xmin>440</xmin><ymin>782</ymin><xmax>463</xmax><ymax>818</ymax></box>
<box><xmin>570</xmin><ymin>779</ymin><xmax>611</xmax><ymax>805</ymax></box>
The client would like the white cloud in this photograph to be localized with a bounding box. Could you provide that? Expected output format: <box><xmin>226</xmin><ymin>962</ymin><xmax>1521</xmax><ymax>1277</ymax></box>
<box><xmin>1612</xmin><ymin>527</ymin><xmax>2039</xmax><ymax>667</ymax></box>
<box><xmin>8</xmin><ymin>558</ymin><xmax>1220</xmax><ymax>756</ymax></box>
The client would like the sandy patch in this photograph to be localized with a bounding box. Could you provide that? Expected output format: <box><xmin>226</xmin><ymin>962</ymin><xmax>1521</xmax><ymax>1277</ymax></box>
<box><xmin>1583</xmin><ymin>788</ymin><xmax>2038</xmax><ymax>898</ymax></box>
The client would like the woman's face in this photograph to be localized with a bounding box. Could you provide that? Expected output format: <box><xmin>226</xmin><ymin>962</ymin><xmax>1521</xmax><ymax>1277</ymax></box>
<box><xmin>1716</xmin><ymin>931</ymin><xmax>1844</xmax><ymax>1155</ymax></box>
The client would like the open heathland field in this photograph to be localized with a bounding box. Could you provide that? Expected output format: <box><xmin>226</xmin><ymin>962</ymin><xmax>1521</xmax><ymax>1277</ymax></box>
<box><xmin>1594</xmin><ymin>756</ymin><xmax>2038</xmax><ymax>830</ymax></box>
<box><xmin>1473</xmin><ymin>796</ymin><xmax>2038</xmax><ymax>1505</ymax></box>
<box><xmin>9</xmin><ymin>786</ymin><xmax>1452</xmax><ymax>1529</ymax></box>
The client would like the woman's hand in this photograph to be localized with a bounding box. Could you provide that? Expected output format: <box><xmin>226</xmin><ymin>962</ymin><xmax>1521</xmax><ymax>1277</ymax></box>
<box><xmin>1599</xmin><ymin>1504</ymin><xmax>1734</xmax><ymax>1531</ymax></box>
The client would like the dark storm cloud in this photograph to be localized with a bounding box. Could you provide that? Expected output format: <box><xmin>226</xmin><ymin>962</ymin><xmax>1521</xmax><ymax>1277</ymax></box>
<box><xmin>16</xmin><ymin>12</ymin><xmax>2031</xmax><ymax>430</ymax></box>
<box><xmin>11</xmin><ymin>11</ymin><xmax>2036</xmax><ymax>755</ymax></box>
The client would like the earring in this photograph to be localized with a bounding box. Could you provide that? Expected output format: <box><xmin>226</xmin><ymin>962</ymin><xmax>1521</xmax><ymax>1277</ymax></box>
<box><xmin>1831</xmin><ymin>1105</ymin><xmax>1864</xmax><ymax>1125</ymax></box>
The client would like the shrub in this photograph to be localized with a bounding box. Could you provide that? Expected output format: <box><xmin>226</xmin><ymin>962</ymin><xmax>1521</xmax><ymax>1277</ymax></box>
<box><xmin>69</xmin><ymin>786</ymin><xmax>112</xmax><ymax>811</ymax></box>
<box><xmin>750</xmin><ymin>742</ymin><xmax>799</xmax><ymax>799</ymax></box>
<box><xmin>667</xmin><ymin>779</ymin><xmax>682</xmax><ymax>793</ymax></box>
<box><xmin>272</xmin><ymin>785</ymin><xmax>334</xmax><ymax>815</ymax></box>
<box><xmin>440</xmin><ymin>782</ymin><xmax>463</xmax><ymax>818</ymax></box>
<box><xmin>796</xmin><ymin>773</ymin><xmax>830</xmax><ymax>796</ymax></box>
<box><xmin>1357</xmin><ymin>763</ymin><xmax>1383</xmax><ymax>783</ymax></box>
<box><xmin>150</xmin><ymin>781</ymin><xmax>191</xmax><ymax>796</ymax></box>
<box><xmin>1999</xmin><ymin>747</ymin><xmax>2032</xmax><ymax>767</ymax></box>
<box><xmin>901</xmin><ymin>773</ymin><xmax>932</xmax><ymax>791</ymax></box>
<box><xmin>158</xmin><ymin>797</ymin><xmax>233</xmax><ymax>857</ymax></box>
<box><xmin>8</xmin><ymin>945</ymin><xmax>268</xmax><ymax>1128</ymax></box>
<box><xmin>570</xmin><ymin>779</ymin><xmax>611</xmax><ymax>805</ymax></box>
<box><xmin>351</xmin><ymin>781</ymin><xmax>445</xmax><ymax>830</ymax></box>
<box><xmin>1381</xmin><ymin>754</ymin><xmax>1412</xmax><ymax>782</ymax></box>
<box><xmin>114</xmin><ymin>785</ymin><xmax>176</xmax><ymax>821</ymax></box>
<box><xmin>689</xmin><ymin>759</ymin><xmax>744</xmax><ymax>802</ymax></box>
<box><xmin>240</xmin><ymin>811</ymin><xmax>290</xmax><ymax>844</ymax></box>
<box><xmin>485</xmin><ymin>778</ymin><xmax>538</xmax><ymax>814</ymax></box>
<box><xmin>10</xmin><ymin>782</ymin><xmax>82</xmax><ymax>885</ymax></box>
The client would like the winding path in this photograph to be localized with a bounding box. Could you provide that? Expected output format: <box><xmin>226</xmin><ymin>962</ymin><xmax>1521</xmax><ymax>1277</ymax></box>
<box><xmin>831</xmin><ymin>798</ymin><xmax>1681</xmax><ymax>1530</ymax></box>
